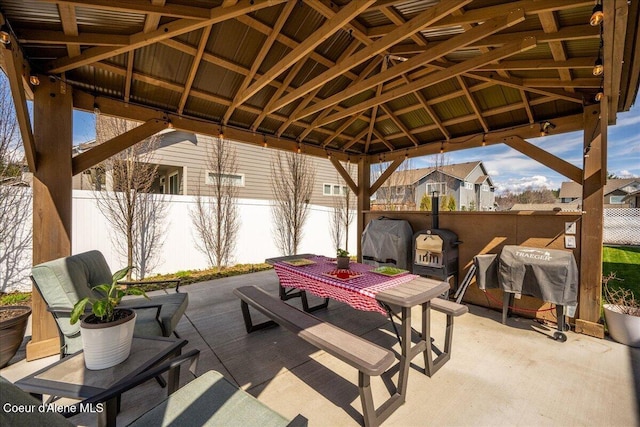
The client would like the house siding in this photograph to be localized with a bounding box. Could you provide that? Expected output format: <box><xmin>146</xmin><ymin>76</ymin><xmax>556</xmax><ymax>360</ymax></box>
<box><xmin>148</xmin><ymin>132</ymin><xmax>350</xmax><ymax>208</ymax></box>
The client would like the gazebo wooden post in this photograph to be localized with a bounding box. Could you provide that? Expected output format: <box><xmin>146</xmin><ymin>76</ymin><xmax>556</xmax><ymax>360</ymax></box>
<box><xmin>26</xmin><ymin>77</ymin><xmax>73</xmax><ymax>360</ymax></box>
<box><xmin>575</xmin><ymin>102</ymin><xmax>606</xmax><ymax>339</ymax></box>
<box><xmin>356</xmin><ymin>157</ymin><xmax>370</xmax><ymax>262</ymax></box>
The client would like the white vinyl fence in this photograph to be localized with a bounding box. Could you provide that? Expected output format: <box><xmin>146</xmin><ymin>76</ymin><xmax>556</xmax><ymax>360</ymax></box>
<box><xmin>2</xmin><ymin>189</ymin><xmax>356</xmax><ymax>293</ymax></box>
<box><xmin>603</xmin><ymin>208</ymin><xmax>640</xmax><ymax>245</ymax></box>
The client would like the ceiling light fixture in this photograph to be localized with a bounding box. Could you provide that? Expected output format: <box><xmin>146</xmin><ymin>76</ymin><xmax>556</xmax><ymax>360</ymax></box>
<box><xmin>0</xmin><ymin>25</ymin><xmax>10</xmax><ymax>45</ymax></box>
<box><xmin>590</xmin><ymin>2</ymin><xmax>604</xmax><ymax>26</ymax></box>
<box><xmin>593</xmin><ymin>56</ymin><xmax>604</xmax><ymax>76</ymax></box>
<box><xmin>539</xmin><ymin>121</ymin><xmax>556</xmax><ymax>137</ymax></box>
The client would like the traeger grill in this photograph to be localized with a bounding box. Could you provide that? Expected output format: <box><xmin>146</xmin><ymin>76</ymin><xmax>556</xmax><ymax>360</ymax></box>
<box><xmin>412</xmin><ymin>228</ymin><xmax>459</xmax><ymax>286</ymax></box>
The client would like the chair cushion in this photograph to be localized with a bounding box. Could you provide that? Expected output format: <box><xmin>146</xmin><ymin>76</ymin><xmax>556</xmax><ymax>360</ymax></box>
<box><xmin>128</xmin><ymin>371</ymin><xmax>292</xmax><ymax>427</ymax></box>
<box><xmin>120</xmin><ymin>292</ymin><xmax>189</xmax><ymax>337</ymax></box>
<box><xmin>0</xmin><ymin>376</ymin><xmax>72</xmax><ymax>427</ymax></box>
<box><xmin>31</xmin><ymin>250</ymin><xmax>114</xmax><ymax>352</ymax></box>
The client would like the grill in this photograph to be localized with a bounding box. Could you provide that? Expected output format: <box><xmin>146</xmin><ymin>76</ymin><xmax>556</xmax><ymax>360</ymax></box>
<box><xmin>412</xmin><ymin>228</ymin><xmax>460</xmax><ymax>284</ymax></box>
<box><xmin>361</xmin><ymin>218</ymin><xmax>413</xmax><ymax>270</ymax></box>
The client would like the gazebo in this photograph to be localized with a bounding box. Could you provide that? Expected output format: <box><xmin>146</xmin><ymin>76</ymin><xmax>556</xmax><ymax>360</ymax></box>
<box><xmin>0</xmin><ymin>0</ymin><xmax>638</xmax><ymax>361</ymax></box>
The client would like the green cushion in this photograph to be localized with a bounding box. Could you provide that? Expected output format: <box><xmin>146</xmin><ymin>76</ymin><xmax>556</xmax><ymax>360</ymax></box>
<box><xmin>128</xmin><ymin>371</ymin><xmax>293</xmax><ymax>427</ymax></box>
<box><xmin>0</xmin><ymin>376</ymin><xmax>72</xmax><ymax>427</ymax></box>
<box><xmin>31</xmin><ymin>251</ymin><xmax>188</xmax><ymax>355</ymax></box>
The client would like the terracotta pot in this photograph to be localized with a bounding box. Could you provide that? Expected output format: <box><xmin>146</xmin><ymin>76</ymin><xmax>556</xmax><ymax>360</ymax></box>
<box><xmin>603</xmin><ymin>304</ymin><xmax>640</xmax><ymax>347</ymax></box>
<box><xmin>80</xmin><ymin>309</ymin><xmax>137</xmax><ymax>370</ymax></box>
<box><xmin>0</xmin><ymin>306</ymin><xmax>31</xmax><ymax>368</ymax></box>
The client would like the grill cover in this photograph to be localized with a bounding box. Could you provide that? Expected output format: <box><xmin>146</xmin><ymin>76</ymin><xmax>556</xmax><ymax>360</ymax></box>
<box><xmin>361</xmin><ymin>219</ymin><xmax>413</xmax><ymax>270</ymax></box>
<box><xmin>498</xmin><ymin>246</ymin><xmax>578</xmax><ymax>306</ymax></box>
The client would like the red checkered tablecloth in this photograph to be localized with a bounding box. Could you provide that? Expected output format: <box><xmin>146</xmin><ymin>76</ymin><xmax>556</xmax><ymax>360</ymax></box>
<box><xmin>274</xmin><ymin>256</ymin><xmax>419</xmax><ymax>315</ymax></box>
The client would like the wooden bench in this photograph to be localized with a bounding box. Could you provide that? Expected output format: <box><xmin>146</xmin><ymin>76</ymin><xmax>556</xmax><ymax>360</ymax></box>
<box><xmin>427</xmin><ymin>298</ymin><xmax>468</xmax><ymax>376</ymax></box>
<box><xmin>234</xmin><ymin>285</ymin><xmax>398</xmax><ymax>427</ymax></box>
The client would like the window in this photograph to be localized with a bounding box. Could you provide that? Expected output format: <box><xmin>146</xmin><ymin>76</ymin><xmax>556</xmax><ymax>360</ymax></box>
<box><xmin>395</xmin><ymin>186</ymin><xmax>405</xmax><ymax>196</ymax></box>
<box><xmin>206</xmin><ymin>171</ymin><xmax>245</xmax><ymax>187</ymax></box>
<box><xmin>425</xmin><ymin>182</ymin><xmax>446</xmax><ymax>196</ymax></box>
<box><xmin>610</xmin><ymin>195</ymin><xmax>625</xmax><ymax>204</ymax></box>
<box><xmin>481</xmin><ymin>184</ymin><xmax>490</xmax><ymax>192</ymax></box>
<box><xmin>168</xmin><ymin>172</ymin><xmax>180</xmax><ymax>195</ymax></box>
<box><xmin>323</xmin><ymin>183</ymin><xmax>348</xmax><ymax>196</ymax></box>
<box><xmin>464</xmin><ymin>182</ymin><xmax>473</xmax><ymax>190</ymax></box>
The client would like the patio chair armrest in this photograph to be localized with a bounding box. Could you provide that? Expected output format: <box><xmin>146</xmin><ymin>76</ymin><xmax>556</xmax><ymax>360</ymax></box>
<box><xmin>119</xmin><ymin>279</ymin><xmax>182</xmax><ymax>292</ymax></box>
<box><xmin>60</xmin><ymin>349</ymin><xmax>200</xmax><ymax>418</ymax></box>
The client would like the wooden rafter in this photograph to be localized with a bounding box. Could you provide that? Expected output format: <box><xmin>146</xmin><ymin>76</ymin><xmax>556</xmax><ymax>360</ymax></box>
<box><xmin>18</xmin><ymin>31</ymin><xmax>129</xmax><ymax>46</ymax></box>
<box><xmin>1</xmin><ymin>45</ymin><xmax>36</xmax><ymax>171</ymax></box>
<box><xmin>223</xmin><ymin>0</ymin><xmax>296</xmax><ymax>125</ymax></box>
<box><xmin>47</xmin><ymin>0</ymin><xmax>287</xmax><ymax>74</ymax></box>
<box><xmin>538</xmin><ymin>10</ymin><xmax>574</xmax><ymax>92</ymax></box>
<box><xmin>322</xmin><ymin>114</ymin><xmax>365</xmax><ymax>148</ymax></box>
<box><xmin>457</xmin><ymin>75</ymin><xmax>488</xmax><ymax>132</ymax></box>
<box><xmin>341</xmin><ymin>128</ymin><xmax>369</xmax><ymax>152</ymax></box>
<box><xmin>503</xmin><ymin>136</ymin><xmax>582</xmax><ymax>183</ymax></box>
<box><xmin>319</xmin><ymin>37</ymin><xmax>537</xmax><ymax>127</ymax></box>
<box><xmin>72</xmin><ymin>119</ymin><xmax>168</xmax><ymax>175</ymax></box>
<box><xmin>370</xmin><ymin>158</ymin><xmax>404</xmax><ymax>194</ymax></box>
<box><xmin>236</xmin><ymin>0</ymin><xmax>375</xmax><ymax>106</ymax></box>
<box><xmin>329</xmin><ymin>157</ymin><xmax>358</xmax><ymax>194</ymax></box>
<box><xmin>267</xmin><ymin>0</ymin><xmax>471</xmax><ymax>115</ymax></box>
<box><xmin>57</xmin><ymin>4</ymin><xmax>80</xmax><ymax>57</ymax></box>
<box><xmin>372</xmin><ymin>129</ymin><xmax>395</xmax><ymax>151</ymax></box>
<box><xmin>178</xmin><ymin>25</ymin><xmax>212</xmax><ymax>115</ymax></box>
<box><xmin>294</xmin><ymin>9</ymin><xmax>525</xmax><ymax>123</ymax></box>
<box><xmin>40</xmin><ymin>0</ymin><xmax>212</xmax><ymax>19</ymax></box>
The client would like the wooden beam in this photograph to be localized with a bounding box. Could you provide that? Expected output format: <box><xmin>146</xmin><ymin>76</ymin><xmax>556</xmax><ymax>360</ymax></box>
<box><xmin>268</xmin><ymin>0</ymin><xmax>472</xmax><ymax>114</ymax></box>
<box><xmin>370</xmin><ymin>112</ymin><xmax>584</xmax><ymax>162</ymax></box>
<box><xmin>297</xmin><ymin>9</ymin><xmax>526</xmax><ymax>122</ymax></box>
<box><xmin>223</xmin><ymin>0</ymin><xmax>295</xmax><ymax>125</ymax></box>
<box><xmin>57</xmin><ymin>4</ymin><xmax>80</xmax><ymax>57</ymax></box>
<box><xmin>72</xmin><ymin>119</ymin><xmax>168</xmax><ymax>175</ymax></box>
<box><xmin>2</xmin><ymin>44</ymin><xmax>37</xmax><ymax>172</ymax></box>
<box><xmin>236</xmin><ymin>0</ymin><xmax>375</xmax><ymax>106</ymax></box>
<box><xmin>72</xmin><ymin>91</ymin><xmax>357</xmax><ymax>162</ymax></box>
<box><xmin>478</xmin><ymin>57</ymin><xmax>596</xmax><ymax>71</ymax></box>
<box><xmin>47</xmin><ymin>0</ymin><xmax>286</xmax><ymax>73</ymax></box>
<box><xmin>457</xmin><ymin>75</ymin><xmax>488</xmax><ymax>133</ymax></box>
<box><xmin>322</xmin><ymin>114</ymin><xmax>366</xmax><ymax>148</ymax></box>
<box><xmin>356</xmin><ymin>156</ymin><xmax>371</xmax><ymax>260</ymax></box>
<box><xmin>503</xmin><ymin>136</ymin><xmax>582</xmax><ymax>183</ymax></box>
<box><xmin>521</xmin><ymin>78</ymin><xmax>601</xmax><ymax>88</ymax></box>
<box><xmin>177</xmin><ymin>25</ymin><xmax>212</xmax><ymax>114</ymax></box>
<box><xmin>575</xmin><ymin>103</ymin><xmax>605</xmax><ymax>339</ymax></box>
<box><xmin>329</xmin><ymin>157</ymin><xmax>357</xmax><ymax>194</ymax></box>
<box><xmin>370</xmin><ymin>158</ymin><xmax>404</xmax><ymax>194</ymax></box>
<box><xmin>27</xmin><ymin>76</ymin><xmax>73</xmax><ymax>360</ymax></box>
<box><xmin>538</xmin><ymin>10</ymin><xmax>574</xmax><ymax>92</ymax></box>
<box><xmin>318</xmin><ymin>37</ymin><xmax>537</xmax><ymax>127</ymax></box>
<box><xmin>18</xmin><ymin>30</ymin><xmax>129</xmax><ymax>46</ymax></box>
<box><xmin>40</xmin><ymin>0</ymin><xmax>212</xmax><ymax>19</ymax></box>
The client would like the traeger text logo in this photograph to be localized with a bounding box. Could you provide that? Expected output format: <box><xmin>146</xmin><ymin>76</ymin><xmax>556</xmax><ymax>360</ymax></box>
<box><xmin>515</xmin><ymin>249</ymin><xmax>552</xmax><ymax>261</ymax></box>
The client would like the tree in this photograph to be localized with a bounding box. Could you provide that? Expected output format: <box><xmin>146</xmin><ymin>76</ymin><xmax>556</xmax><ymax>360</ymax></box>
<box><xmin>271</xmin><ymin>151</ymin><xmax>315</xmax><ymax>255</ymax></box>
<box><xmin>329</xmin><ymin>161</ymin><xmax>355</xmax><ymax>251</ymax></box>
<box><xmin>373</xmin><ymin>158</ymin><xmax>413</xmax><ymax>210</ymax></box>
<box><xmin>191</xmin><ymin>136</ymin><xmax>240</xmax><ymax>270</ymax></box>
<box><xmin>0</xmin><ymin>74</ymin><xmax>32</xmax><ymax>292</ymax></box>
<box><xmin>419</xmin><ymin>193</ymin><xmax>431</xmax><ymax>211</ymax></box>
<box><xmin>93</xmin><ymin>116</ymin><xmax>167</xmax><ymax>279</ymax></box>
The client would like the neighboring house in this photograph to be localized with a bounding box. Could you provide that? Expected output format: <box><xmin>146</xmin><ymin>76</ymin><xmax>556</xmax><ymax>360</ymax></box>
<box><xmin>73</xmin><ymin>130</ymin><xmax>352</xmax><ymax>208</ymax></box>
<box><xmin>510</xmin><ymin>203</ymin><xmax>581</xmax><ymax>212</ymax></box>
<box><xmin>559</xmin><ymin>178</ymin><xmax>640</xmax><ymax>208</ymax></box>
<box><xmin>374</xmin><ymin>161</ymin><xmax>495</xmax><ymax>211</ymax></box>
<box><xmin>623</xmin><ymin>190</ymin><xmax>640</xmax><ymax>208</ymax></box>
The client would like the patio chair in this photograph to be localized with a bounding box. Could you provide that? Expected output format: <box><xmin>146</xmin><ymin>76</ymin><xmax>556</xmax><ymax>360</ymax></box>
<box><xmin>1</xmin><ymin>350</ymin><xmax>307</xmax><ymax>427</ymax></box>
<box><xmin>30</xmin><ymin>250</ymin><xmax>188</xmax><ymax>356</ymax></box>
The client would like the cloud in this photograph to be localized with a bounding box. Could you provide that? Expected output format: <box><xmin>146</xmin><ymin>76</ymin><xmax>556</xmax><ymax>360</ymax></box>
<box><xmin>495</xmin><ymin>175</ymin><xmax>560</xmax><ymax>194</ymax></box>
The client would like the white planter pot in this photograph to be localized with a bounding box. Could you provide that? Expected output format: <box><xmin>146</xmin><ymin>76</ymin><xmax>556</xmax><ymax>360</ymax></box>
<box><xmin>80</xmin><ymin>309</ymin><xmax>137</xmax><ymax>370</ymax></box>
<box><xmin>603</xmin><ymin>304</ymin><xmax>640</xmax><ymax>348</ymax></box>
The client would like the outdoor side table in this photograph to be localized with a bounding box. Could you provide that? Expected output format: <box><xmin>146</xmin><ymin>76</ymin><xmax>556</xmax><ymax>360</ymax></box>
<box><xmin>15</xmin><ymin>336</ymin><xmax>187</xmax><ymax>427</ymax></box>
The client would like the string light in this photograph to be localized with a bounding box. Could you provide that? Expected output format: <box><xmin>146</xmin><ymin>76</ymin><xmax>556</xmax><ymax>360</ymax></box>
<box><xmin>440</xmin><ymin>142</ymin><xmax>444</xmax><ymax>154</ymax></box>
<box><xmin>593</xmin><ymin>21</ymin><xmax>604</xmax><ymax>76</ymax></box>
<box><xmin>481</xmin><ymin>134</ymin><xmax>486</xmax><ymax>147</ymax></box>
<box><xmin>29</xmin><ymin>75</ymin><xmax>40</xmax><ymax>86</ymax></box>
<box><xmin>263</xmin><ymin>135</ymin><xmax>268</xmax><ymax>148</ymax></box>
<box><xmin>0</xmin><ymin>25</ymin><xmax>10</xmax><ymax>45</ymax></box>
<box><xmin>539</xmin><ymin>121</ymin><xmax>555</xmax><ymax>137</ymax></box>
<box><xmin>326</xmin><ymin>151</ymin><xmax>331</xmax><ymax>159</ymax></box>
<box><xmin>590</xmin><ymin>2</ymin><xmax>604</xmax><ymax>26</ymax></box>
<box><xmin>595</xmin><ymin>87</ymin><xmax>604</xmax><ymax>102</ymax></box>
<box><xmin>218</xmin><ymin>126</ymin><xmax>224</xmax><ymax>139</ymax></box>
<box><xmin>296</xmin><ymin>143</ymin><xmax>301</xmax><ymax>154</ymax></box>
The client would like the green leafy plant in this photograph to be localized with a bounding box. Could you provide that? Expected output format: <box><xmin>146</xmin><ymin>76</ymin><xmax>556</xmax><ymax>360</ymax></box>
<box><xmin>70</xmin><ymin>266</ymin><xmax>148</xmax><ymax>325</ymax></box>
<box><xmin>336</xmin><ymin>248</ymin><xmax>349</xmax><ymax>258</ymax></box>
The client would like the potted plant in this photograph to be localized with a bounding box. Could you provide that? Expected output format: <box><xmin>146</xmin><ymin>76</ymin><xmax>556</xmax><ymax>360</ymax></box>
<box><xmin>602</xmin><ymin>273</ymin><xmax>640</xmax><ymax>348</ymax></box>
<box><xmin>70</xmin><ymin>266</ymin><xmax>147</xmax><ymax>369</ymax></box>
<box><xmin>336</xmin><ymin>248</ymin><xmax>350</xmax><ymax>270</ymax></box>
<box><xmin>0</xmin><ymin>303</ymin><xmax>31</xmax><ymax>368</ymax></box>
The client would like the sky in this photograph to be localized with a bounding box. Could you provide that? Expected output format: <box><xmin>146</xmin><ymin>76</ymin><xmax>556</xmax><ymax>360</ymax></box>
<box><xmin>70</xmin><ymin>102</ymin><xmax>640</xmax><ymax>194</ymax></box>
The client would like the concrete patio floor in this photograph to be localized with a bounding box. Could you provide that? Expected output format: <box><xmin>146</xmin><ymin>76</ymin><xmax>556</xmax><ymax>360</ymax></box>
<box><xmin>2</xmin><ymin>270</ymin><xmax>639</xmax><ymax>426</ymax></box>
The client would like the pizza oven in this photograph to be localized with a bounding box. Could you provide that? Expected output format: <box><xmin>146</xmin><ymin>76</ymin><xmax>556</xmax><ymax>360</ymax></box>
<box><xmin>412</xmin><ymin>228</ymin><xmax>460</xmax><ymax>284</ymax></box>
